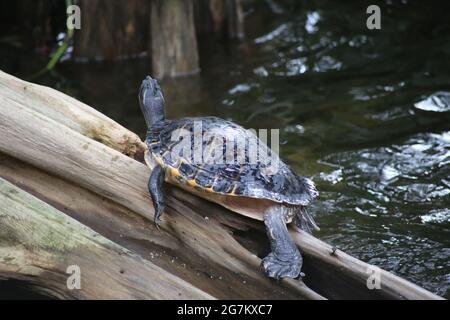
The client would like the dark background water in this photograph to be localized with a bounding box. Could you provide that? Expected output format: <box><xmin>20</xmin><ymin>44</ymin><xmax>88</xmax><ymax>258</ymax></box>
<box><xmin>1</xmin><ymin>1</ymin><xmax>449</xmax><ymax>297</ymax></box>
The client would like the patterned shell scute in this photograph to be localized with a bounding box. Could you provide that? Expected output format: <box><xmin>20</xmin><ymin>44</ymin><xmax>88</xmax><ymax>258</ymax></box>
<box><xmin>146</xmin><ymin>117</ymin><xmax>318</xmax><ymax>205</ymax></box>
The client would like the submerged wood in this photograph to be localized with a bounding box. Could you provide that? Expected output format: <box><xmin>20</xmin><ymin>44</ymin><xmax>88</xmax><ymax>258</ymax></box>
<box><xmin>0</xmin><ymin>71</ymin><xmax>443</xmax><ymax>300</ymax></box>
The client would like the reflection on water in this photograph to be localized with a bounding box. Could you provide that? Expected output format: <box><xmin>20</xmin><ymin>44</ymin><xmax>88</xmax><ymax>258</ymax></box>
<box><xmin>1</xmin><ymin>0</ymin><xmax>449</xmax><ymax>297</ymax></box>
<box><xmin>316</xmin><ymin>130</ymin><xmax>449</xmax><ymax>294</ymax></box>
<box><xmin>415</xmin><ymin>92</ymin><xmax>450</xmax><ymax>113</ymax></box>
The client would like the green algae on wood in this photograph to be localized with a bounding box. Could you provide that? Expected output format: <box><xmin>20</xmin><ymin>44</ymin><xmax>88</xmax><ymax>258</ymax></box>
<box><xmin>0</xmin><ymin>178</ymin><xmax>212</xmax><ymax>300</ymax></box>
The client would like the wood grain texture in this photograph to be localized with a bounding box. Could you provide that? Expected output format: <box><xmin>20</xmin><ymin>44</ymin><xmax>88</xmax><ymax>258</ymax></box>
<box><xmin>0</xmin><ymin>178</ymin><xmax>212</xmax><ymax>300</ymax></box>
<box><xmin>0</xmin><ymin>70</ymin><xmax>146</xmax><ymax>159</ymax></box>
<box><xmin>0</xmin><ymin>152</ymin><xmax>319</xmax><ymax>299</ymax></box>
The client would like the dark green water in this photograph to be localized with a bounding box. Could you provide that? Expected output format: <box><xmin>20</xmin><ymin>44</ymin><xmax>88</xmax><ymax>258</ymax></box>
<box><xmin>2</xmin><ymin>1</ymin><xmax>449</xmax><ymax>298</ymax></box>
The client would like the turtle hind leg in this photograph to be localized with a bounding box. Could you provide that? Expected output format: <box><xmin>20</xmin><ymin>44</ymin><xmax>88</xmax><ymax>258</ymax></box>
<box><xmin>148</xmin><ymin>165</ymin><xmax>166</xmax><ymax>227</ymax></box>
<box><xmin>262</xmin><ymin>206</ymin><xmax>302</xmax><ymax>280</ymax></box>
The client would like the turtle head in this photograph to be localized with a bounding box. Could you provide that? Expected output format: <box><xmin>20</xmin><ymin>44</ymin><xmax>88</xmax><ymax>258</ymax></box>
<box><xmin>139</xmin><ymin>76</ymin><xmax>165</xmax><ymax>127</ymax></box>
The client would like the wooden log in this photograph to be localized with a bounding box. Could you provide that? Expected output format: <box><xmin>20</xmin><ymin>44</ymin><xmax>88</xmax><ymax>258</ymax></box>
<box><xmin>0</xmin><ymin>85</ymin><xmax>322</xmax><ymax>299</ymax></box>
<box><xmin>0</xmin><ymin>152</ymin><xmax>320</xmax><ymax>299</ymax></box>
<box><xmin>0</xmin><ymin>70</ymin><xmax>146</xmax><ymax>159</ymax></box>
<box><xmin>0</xmin><ymin>178</ymin><xmax>212</xmax><ymax>300</ymax></box>
<box><xmin>150</xmin><ymin>0</ymin><xmax>200</xmax><ymax>78</ymax></box>
<box><xmin>0</xmin><ymin>71</ymin><xmax>443</xmax><ymax>300</ymax></box>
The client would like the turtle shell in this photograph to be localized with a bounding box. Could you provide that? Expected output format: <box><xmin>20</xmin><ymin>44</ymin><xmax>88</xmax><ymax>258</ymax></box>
<box><xmin>145</xmin><ymin>117</ymin><xmax>318</xmax><ymax>207</ymax></box>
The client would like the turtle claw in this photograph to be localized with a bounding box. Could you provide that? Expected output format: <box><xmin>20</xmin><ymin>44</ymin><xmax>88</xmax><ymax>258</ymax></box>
<box><xmin>154</xmin><ymin>209</ymin><xmax>163</xmax><ymax>230</ymax></box>
<box><xmin>262</xmin><ymin>253</ymin><xmax>302</xmax><ymax>280</ymax></box>
<box><xmin>154</xmin><ymin>218</ymin><xmax>161</xmax><ymax>230</ymax></box>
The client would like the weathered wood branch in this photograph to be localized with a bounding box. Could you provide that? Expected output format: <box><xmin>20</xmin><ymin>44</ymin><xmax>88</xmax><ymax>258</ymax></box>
<box><xmin>0</xmin><ymin>70</ymin><xmax>146</xmax><ymax>159</ymax></box>
<box><xmin>0</xmin><ymin>178</ymin><xmax>211</xmax><ymax>300</ymax></box>
<box><xmin>0</xmin><ymin>71</ymin><xmax>443</xmax><ymax>300</ymax></box>
<box><xmin>0</xmin><ymin>72</ymin><xmax>320</xmax><ymax>300</ymax></box>
<box><xmin>0</xmin><ymin>152</ymin><xmax>321</xmax><ymax>299</ymax></box>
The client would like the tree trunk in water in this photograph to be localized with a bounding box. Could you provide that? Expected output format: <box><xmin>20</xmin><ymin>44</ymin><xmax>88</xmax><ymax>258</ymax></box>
<box><xmin>150</xmin><ymin>0</ymin><xmax>200</xmax><ymax>78</ymax></box>
<box><xmin>226</xmin><ymin>0</ymin><xmax>245</xmax><ymax>39</ymax></box>
<box><xmin>73</xmin><ymin>0</ymin><xmax>149</xmax><ymax>60</ymax></box>
<box><xmin>17</xmin><ymin>0</ymin><xmax>52</xmax><ymax>51</ymax></box>
<box><xmin>195</xmin><ymin>0</ymin><xmax>244</xmax><ymax>39</ymax></box>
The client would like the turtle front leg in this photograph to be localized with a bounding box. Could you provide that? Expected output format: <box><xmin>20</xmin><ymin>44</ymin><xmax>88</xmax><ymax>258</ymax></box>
<box><xmin>262</xmin><ymin>206</ymin><xmax>302</xmax><ymax>279</ymax></box>
<box><xmin>148</xmin><ymin>165</ymin><xmax>166</xmax><ymax>227</ymax></box>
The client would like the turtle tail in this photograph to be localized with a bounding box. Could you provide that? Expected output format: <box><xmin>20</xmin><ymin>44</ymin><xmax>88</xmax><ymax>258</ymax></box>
<box><xmin>294</xmin><ymin>206</ymin><xmax>320</xmax><ymax>234</ymax></box>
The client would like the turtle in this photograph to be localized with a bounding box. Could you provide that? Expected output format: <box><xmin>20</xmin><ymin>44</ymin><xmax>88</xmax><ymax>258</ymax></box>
<box><xmin>138</xmin><ymin>76</ymin><xmax>319</xmax><ymax>279</ymax></box>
